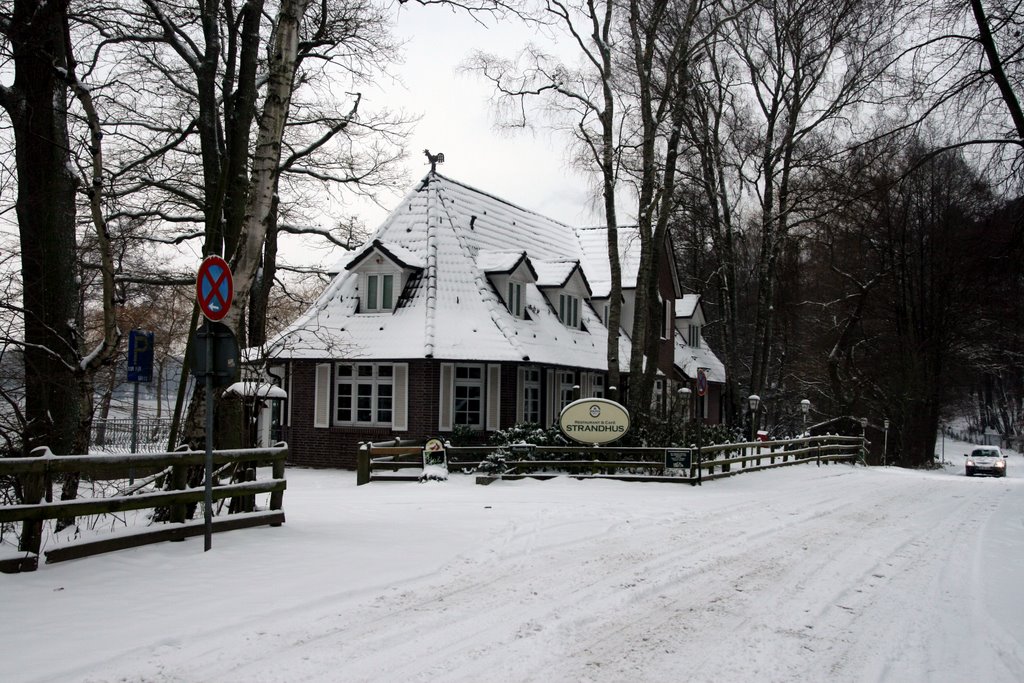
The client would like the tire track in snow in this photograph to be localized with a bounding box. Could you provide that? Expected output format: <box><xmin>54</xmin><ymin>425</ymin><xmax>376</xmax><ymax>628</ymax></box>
<box><xmin>70</xmin><ymin>467</ymin><xmax>1024</xmax><ymax>683</ymax></box>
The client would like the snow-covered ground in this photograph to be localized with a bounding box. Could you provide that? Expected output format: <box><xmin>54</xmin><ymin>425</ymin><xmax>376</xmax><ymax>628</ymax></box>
<box><xmin>2</xmin><ymin>437</ymin><xmax>1023</xmax><ymax>682</ymax></box>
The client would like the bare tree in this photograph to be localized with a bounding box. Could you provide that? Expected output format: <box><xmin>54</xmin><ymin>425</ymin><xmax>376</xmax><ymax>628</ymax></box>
<box><xmin>0</xmin><ymin>1</ymin><xmax>81</xmax><ymax>475</ymax></box>
<box><xmin>464</xmin><ymin>0</ymin><xmax>627</xmax><ymax>400</ymax></box>
<box><xmin>728</xmin><ymin>0</ymin><xmax>896</xmax><ymax>403</ymax></box>
<box><xmin>674</xmin><ymin>27</ymin><xmax>751</xmax><ymax>424</ymax></box>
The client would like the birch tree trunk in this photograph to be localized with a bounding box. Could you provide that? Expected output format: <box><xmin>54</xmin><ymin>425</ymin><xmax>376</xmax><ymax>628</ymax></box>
<box><xmin>226</xmin><ymin>0</ymin><xmax>312</xmax><ymax>335</ymax></box>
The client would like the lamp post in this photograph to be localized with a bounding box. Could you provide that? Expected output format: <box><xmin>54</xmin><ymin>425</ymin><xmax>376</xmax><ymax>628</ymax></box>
<box><xmin>883</xmin><ymin>417</ymin><xmax>890</xmax><ymax>467</ymax></box>
<box><xmin>860</xmin><ymin>417</ymin><xmax>868</xmax><ymax>464</ymax></box>
<box><xmin>748</xmin><ymin>394</ymin><xmax>761</xmax><ymax>444</ymax></box>
<box><xmin>678</xmin><ymin>386</ymin><xmax>692</xmax><ymax>445</ymax></box>
<box><xmin>800</xmin><ymin>399</ymin><xmax>810</xmax><ymax>435</ymax></box>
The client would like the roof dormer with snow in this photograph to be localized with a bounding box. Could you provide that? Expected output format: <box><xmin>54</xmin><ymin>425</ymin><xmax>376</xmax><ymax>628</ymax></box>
<box><xmin>478</xmin><ymin>251</ymin><xmax>538</xmax><ymax>320</ymax></box>
<box><xmin>344</xmin><ymin>239</ymin><xmax>424</xmax><ymax>314</ymax></box>
<box><xmin>534</xmin><ymin>260</ymin><xmax>592</xmax><ymax>330</ymax></box>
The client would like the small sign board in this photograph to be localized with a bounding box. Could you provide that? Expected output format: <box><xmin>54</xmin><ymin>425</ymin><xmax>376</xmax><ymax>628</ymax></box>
<box><xmin>423</xmin><ymin>438</ymin><xmax>447</xmax><ymax>468</ymax></box>
<box><xmin>559</xmin><ymin>398</ymin><xmax>631</xmax><ymax>446</ymax></box>
<box><xmin>189</xmin><ymin>320</ymin><xmax>240</xmax><ymax>388</ymax></box>
<box><xmin>127</xmin><ymin>330</ymin><xmax>154</xmax><ymax>383</ymax></box>
<box><xmin>196</xmin><ymin>256</ymin><xmax>233</xmax><ymax>322</ymax></box>
<box><xmin>510</xmin><ymin>443</ymin><xmax>535</xmax><ymax>458</ymax></box>
<box><xmin>665</xmin><ymin>448</ymin><xmax>693</xmax><ymax>471</ymax></box>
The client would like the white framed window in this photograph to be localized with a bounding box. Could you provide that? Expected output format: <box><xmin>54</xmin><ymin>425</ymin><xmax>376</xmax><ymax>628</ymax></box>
<box><xmin>688</xmin><ymin>324</ymin><xmax>701</xmax><ymax>348</ymax></box>
<box><xmin>558</xmin><ymin>294</ymin><xmax>580</xmax><ymax>328</ymax></box>
<box><xmin>335</xmin><ymin>363</ymin><xmax>394</xmax><ymax>425</ymax></box>
<box><xmin>364</xmin><ymin>273</ymin><xmax>396</xmax><ymax>311</ymax></box>
<box><xmin>522</xmin><ymin>367</ymin><xmax>541</xmax><ymax>423</ymax></box>
<box><xmin>454</xmin><ymin>364</ymin><xmax>485</xmax><ymax>427</ymax></box>
<box><xmin>662</xmin><ymin>299</ymin><xmax>673</xmax><ymax>339</ymax></box>
<box><xmin>591</xmin><ymin>373</ymin><xmax>605</xmax><ymax>398</ymax></box>
<box><xmin>507</xmin><ymin>281</ymin><xmax>523</xmax><ymax>318</ymax></box>
<box><xmin>559</xmin><ymin>370</ymin><xmax>576</xmax><ymax>410</ymax></box>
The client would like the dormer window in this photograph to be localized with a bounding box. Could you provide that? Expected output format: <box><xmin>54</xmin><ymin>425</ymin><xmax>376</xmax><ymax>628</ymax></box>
<box><xmin>346</xmin><ymin>240</ymin><xmax>424</xmax><ymax>315</ymax></box>
<box><xmin>507</xmin><ymin>281</ymin><xmax>523</xmax><ymax>318</ymax></box>
<box><xmin>688</xmin><ymin>323</ymin><xmax>701</xmax><ymax>348</ymax></box>
<box><xmin>559</xmin><ymin>294</ymin><xmax>580</xmax><ymax>328</ymax></box>
<box><xmin>365</xmin><ymin>273</ymin><xmax>395</xmax><ymax>311</ymax></box>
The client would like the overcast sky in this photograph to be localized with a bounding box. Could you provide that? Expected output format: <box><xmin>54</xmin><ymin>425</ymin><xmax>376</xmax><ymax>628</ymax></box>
<box><xmin>366</xmin><ymin>4</ymin><xmax>599</xmax><ymax>228</ymax></box>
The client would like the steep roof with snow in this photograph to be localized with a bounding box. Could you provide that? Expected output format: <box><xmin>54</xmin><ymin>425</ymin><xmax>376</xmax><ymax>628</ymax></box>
<box><xmin>267</xmin><ymin>173</ymin><xmax>631</xmax><ymax>369</ymax></box>
<box><xmin>675</xmin><ymin>294</ymin><xmax>702</xmax><ymax>320</ymax></box>
<box><xmin>673</xmin><ymin>329</ymin><xmax>726</xmax><ymax>383</ymax></box>
<box><xmin>576</xmin><ymin>225</ymin><xmax>645</xmax><ymax>297</ymax></box>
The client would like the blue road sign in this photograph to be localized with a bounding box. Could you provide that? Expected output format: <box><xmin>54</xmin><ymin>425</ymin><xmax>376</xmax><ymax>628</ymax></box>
<box><xmin>127</xmin><ymin>330</ymin><xmax>155</xmax><ymax>383</ymax></box>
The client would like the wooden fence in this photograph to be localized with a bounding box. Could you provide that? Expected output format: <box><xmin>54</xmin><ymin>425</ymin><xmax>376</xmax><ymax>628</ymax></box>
<box><xmin>357</xmin><ymin>435</ymin><xmax>865</xmax><ymax>485</ymax></box>
<box><xmin>0</xmin><ymin>443</ymin><xmax>288</xmax><ymax>573</ymax></box>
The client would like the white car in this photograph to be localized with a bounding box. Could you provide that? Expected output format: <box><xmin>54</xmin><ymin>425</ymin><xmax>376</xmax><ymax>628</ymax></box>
<box><xmin>965</xmin><ymin>446</ymin><xmax>1007</xmax><ymax>477</ymax></box>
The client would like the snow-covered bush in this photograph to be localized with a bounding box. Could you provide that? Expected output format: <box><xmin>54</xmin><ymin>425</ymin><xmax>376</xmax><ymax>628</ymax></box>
<box><xmin>488</xmin><ymin>423</ymin><xmax>568</xmax><ymax>448</ymax></box>
<box><xmin>449</xmin><ymin>424</ymin><xmax>478</xmax><ymax>446</ymax></box>
<box><xmin>625</xmin><ymin>419</ymin><xmax>739</xmax><ymax>448</ymax></box>
<box><xmin>475</xmin><ymin>448</ymin><xmax>509</xmax><ymax>475</ymax></box>
<box><xmin>419</xmin><ymin>464</ymin><xmax>449</xmax><ymax>482</ymax></box>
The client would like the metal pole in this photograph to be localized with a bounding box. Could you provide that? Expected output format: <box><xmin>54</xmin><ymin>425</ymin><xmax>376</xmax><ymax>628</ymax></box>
<box><xmin>883</xmin><ymin>427</ymin><xmax>889</xmax><ymax>467</ymax></box>
<box><xmin>130</xmin><ymin>382</ymin><xmax>139</xmax><ymax>484</ymax></box>
<box><xmin>696</xmin><ymin>413</ymin><xmax>703</xmax><ymax>486</ymax></box>
<box><xmin>204</xmin><ymin>330</ymin><xmax>214</xmax><ymax>552</ymax></box>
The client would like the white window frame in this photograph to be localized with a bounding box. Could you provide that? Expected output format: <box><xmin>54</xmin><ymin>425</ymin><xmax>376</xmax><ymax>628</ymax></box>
<box><xmin>558</xmin><ymin>293</ymin><xmax>580</xmax><ymax>329</ymax></box>
<box><xmin>522</xmin><ymin>367</ymin><xmax>541</xmax><ymax>424</ymax></box>
<box><xmin>364</xmin><ymin>272</ymin><xmax>397</xmax><ymax>312</ymax></box>
<box><xmin>507</xmin><ymin>280</ymin><xmax>524</xmax><ymax>318</ymax></box>
<box><xmin>454</xmin><ymin>364</ymin><xmax>486</xmax><ymax>428</ymax></box>
<box><xmin>689</xmin><ymin>324</ymin><xmax>701</xmax><ymax>348</ymax></box>
<box><xmin>558</xmin><ymin>370</ymin><xmax>576</xmax><ymax>410</ymax></box>
<box><xmin>591</xmin><ymin>373</ymin><xmax>605</xmax><ymax>398</ymax></box>
<box><xmin>335</xmin><ymin>363</ymin><xmax>395</xmax><ymax>426</ymax></box>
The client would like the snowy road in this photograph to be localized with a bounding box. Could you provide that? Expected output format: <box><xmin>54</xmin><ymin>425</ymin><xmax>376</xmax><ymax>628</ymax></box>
<box><xmin>2</xmin><ymin>453</ymin><xmax>1023</xmax><ymax>682</ymax></box>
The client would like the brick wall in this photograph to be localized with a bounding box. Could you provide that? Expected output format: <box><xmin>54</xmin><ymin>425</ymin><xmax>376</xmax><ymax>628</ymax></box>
<box><xmin>283</xmin><ymin>360</ymin><xmax>444</xmax><ymax>468</ymax></box>
<box><xmin>283</xmin><ymin>358</ymin><xmax>655</xmax><ymax>469</ymax></box>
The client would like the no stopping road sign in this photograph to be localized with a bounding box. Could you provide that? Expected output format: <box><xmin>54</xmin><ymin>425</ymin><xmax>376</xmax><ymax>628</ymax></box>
<box><xmin>196</xmin><ymin>256</ymin><xmax>233</xmax><ymax>321</ymax></box>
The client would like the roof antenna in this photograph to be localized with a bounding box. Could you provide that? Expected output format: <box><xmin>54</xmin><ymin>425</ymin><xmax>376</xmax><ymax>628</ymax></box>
<box><xmin>424</xmin><ymin>149</ymin><xmax>445</xmax><ymax>173</ymax></box>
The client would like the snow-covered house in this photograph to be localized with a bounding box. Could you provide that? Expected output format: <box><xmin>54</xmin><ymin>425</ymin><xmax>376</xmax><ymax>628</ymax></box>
<box><xmin>265</xmin><ymin>172</ymin><xmax>724</xmax><ymax>467</ymax></box>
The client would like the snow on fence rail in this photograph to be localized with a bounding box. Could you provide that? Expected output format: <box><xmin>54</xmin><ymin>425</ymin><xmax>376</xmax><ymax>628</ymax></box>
<box><xmin>0</xmin><ymin>443</ymin><xmax>288</xmax><ymax>573</ymax></box>
<box><xmin>357</xmin><ymin>435</ymin><xmax>865</xmax><ymax>485</ymax></box>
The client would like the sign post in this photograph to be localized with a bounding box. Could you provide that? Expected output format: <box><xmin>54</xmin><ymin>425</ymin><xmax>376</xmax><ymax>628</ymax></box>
<box><xmin>696</xmin><ymin>368</ymin><xmax>709</xmax><ymax>487</ymax></box>
<box><xmin>195</xmin><ymin>256</ymin><xmax>234</xmax><ymax>552</ymax></box>
<box><xmin>127</xmin><ymin>330</ymin><xmax>154</xmax><ymax>483</ymax></box>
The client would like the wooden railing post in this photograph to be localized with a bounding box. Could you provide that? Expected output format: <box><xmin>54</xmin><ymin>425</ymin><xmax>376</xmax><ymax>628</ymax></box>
<box><xmin>357</xmin><ymin>442</ymin><xmax>370</xmax><ymax>485</ymax></box>
<box><xmin>170</xmin><ymin>444</ymin><xmax>189</xmax><ymax>528</ymax></box>
<box><xmin>17</xmin><ymin>447</ymin><xmax>49</xmax><ymax>564</ymax></box>
<box><xmin>269</xmin><ymin>447</ymin><xmax>286</xmax><ymax>523</ymax></box>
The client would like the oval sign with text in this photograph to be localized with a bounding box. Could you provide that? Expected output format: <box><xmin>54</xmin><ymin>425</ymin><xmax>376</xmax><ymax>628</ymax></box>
<box><xmin>559</xmin><ymin>398</ymin><xmax>631</xmax><ymax>446</ymax></box>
